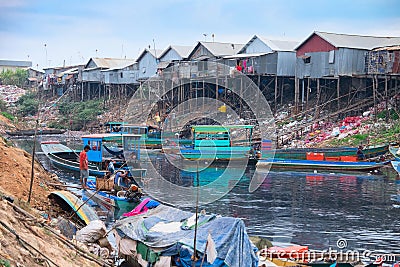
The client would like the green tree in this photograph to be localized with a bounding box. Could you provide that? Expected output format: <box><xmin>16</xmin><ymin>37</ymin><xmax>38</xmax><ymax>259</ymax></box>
<box><xmin>0</xmin><ymin>68</ymin><xmax>28</xmax><ymax>87</ymax></box>
<box><xmin>17</xmin><ymin>92</ymin><xmax>39</xmax><ymax>116</ymax></box>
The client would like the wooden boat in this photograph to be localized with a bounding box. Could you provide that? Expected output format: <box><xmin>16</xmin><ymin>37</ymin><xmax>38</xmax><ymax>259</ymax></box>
<box><xmin>49</xmin><ymin>190</ymin><xmax>99</xmax><ymax>225</ymax></box>
<box><xmin>176</xmin><ymin>125</ymin><xmax>255</xmax><ymax>161</ymax></box>
<box><xmin>120</xmin><ymin>124</ymin><xmax>162</xmax><ymax>149</ymax></box>
<box><xmin>85</xmin><ymin>176</ymin><xmax>141</xmax><ymax>218</ymax></box>
<box><xmin>269</xmin><ymin>144</ymin><xmax>388</xmax><ymax>160</ymax></box>
<box><xmin>41</xmin><ymin>134</ymin><xmax>146</xmax><ymax>177</ymax></box>
<box><xmin>389</xmin><ymin>145</ymin><xmax>400</xmax><ymax>161</ymax></box>
<box><xmin>41</xmin><ymin>141</ymin><xmax>107</xmax><ymax>176</ymax></box>
<box><xmin>391</xmin><ymin>161</ymin><xmax>400</xmax><ymax>175</ymax></box>
<box><xmin>257</xmin><ymin>157</ymin><xmax>387</xmax><ymax>171</ymax></box>
<box><xmin>6</xmin><ymin>128</ymin><xmax>66</xmax><ymax>136</ymax></box>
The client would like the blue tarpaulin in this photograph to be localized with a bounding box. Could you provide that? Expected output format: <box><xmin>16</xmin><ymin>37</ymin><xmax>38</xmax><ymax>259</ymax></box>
<box><xmin>114</xmin><ymin>204</ymin><xmax>258</xmax><ymax>267</ymax></box>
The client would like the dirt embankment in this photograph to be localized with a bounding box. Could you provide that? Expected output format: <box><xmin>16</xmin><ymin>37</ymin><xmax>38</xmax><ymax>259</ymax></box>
<box><xmin>0</xmin><ymin>135</ymin><xmax>57</xmax><ymax>210</ymax></box>
<box><xmin>0</xmin><ymin>134</ymin><xmax>108</xmax><ymax>266</ymax></box>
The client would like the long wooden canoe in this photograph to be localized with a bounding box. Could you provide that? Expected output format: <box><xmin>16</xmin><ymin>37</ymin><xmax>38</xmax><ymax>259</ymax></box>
<box><xmin>271</xmin><ymin>144</ymin><xmax>388</xmax><ymax>160</ymax></box>
<box><xmin>257</xmin><ymin>158</ymin><xmax>387</xmax><ymax>171</ymax></box>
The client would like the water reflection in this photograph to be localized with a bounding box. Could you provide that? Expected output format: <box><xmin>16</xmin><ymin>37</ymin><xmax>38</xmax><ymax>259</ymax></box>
<box><xmin>11</xmin><ymin>136</ymin><xmax>400</xmax><ymax>253</ymax></box>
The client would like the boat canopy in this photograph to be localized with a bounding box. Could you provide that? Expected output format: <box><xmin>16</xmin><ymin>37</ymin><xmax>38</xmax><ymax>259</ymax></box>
<box><xmin>192</xmin><ymin>125</ymin><xmax>254</xmax><ymax>133</ymax></box>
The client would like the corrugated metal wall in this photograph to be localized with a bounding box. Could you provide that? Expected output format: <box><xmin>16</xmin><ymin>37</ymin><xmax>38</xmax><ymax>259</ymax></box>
<box><xmin>82</xmin><ymin>69</ymin><xmax>103</xmax><ymax>82</ymax></box>
<box><xmin>296</xmin><ymin>48</ymin><xmax>368</xmax><ymax>78</ymax></box>
<box><xmin>277</xmin><ymin>52</ymin><xmax>296</xmax><ymax>76</ymax></box>
<box><xmin>138</xmin><ymin>52</ymin><xmax>158</xmax><ymax>79</ymax></box>
<box><xmin>243</xmin><ymin>38</ymin><xmax>273</xmax><ymax>54</ymax></box>
<box><xmin>160</xmin><ymin>49</ymin><xmax>182</xmax><ymax>62</ymax></box>
<box><xmin>336</xmin><ymin>48</ymin><xmax>367</xmax><ymax>76</ymax></box>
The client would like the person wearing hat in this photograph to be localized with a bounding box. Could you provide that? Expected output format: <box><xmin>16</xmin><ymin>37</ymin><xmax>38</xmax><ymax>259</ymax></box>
<box><xmin>80</xmin><ymin>145</ymin><xmax>91</xmax><ymax>189</ymax></box>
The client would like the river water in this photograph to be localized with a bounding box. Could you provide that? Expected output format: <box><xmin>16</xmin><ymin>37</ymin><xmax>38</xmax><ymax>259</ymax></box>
<box><xmin>13</xmin><ymin>136</ymin><xmax>400</xmax><ymax>254</ymax></box>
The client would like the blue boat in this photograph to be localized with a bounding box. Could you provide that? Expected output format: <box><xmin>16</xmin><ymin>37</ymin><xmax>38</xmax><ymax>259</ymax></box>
<box><xmin>171</xmin><ymin>125</ymin><xmax>255</xmax><ymax>161</ymax></box>
<box><xmin>391</xmin><ymin>161</ymin><xmax>400</xmax><ymax>175</ymax></box>
<box><xmin>41</xmin><ymin>134</ymin><xmax>146</xmax><ymax>177</ymax></box>
<box><xmin>257</xmin><ymin>158</ymin><xmax>387</xmax><ymax>171</ymax></box>
<box><xmin>389</xmin><ymin>145</ymin><xmax>400</xmax><ymax>161</ymax></box>
<box><xmin>85</xmin><ymin>176</ymin><xmax>142</xmax><ymax>218</ymax></box>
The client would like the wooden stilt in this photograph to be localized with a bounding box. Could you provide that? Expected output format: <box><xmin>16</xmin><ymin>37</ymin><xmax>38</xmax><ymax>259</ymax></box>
<box><xmin>294</xmin><ymin>77</ymin><xmax>299</xmax><ymax>114</ymax></box>
<box><xmin>315</xmin><ymin>78</ymin><xmax>321</xmax><ymax>119</ymax></box>
<box><xmin>274</xmin><ymin>75</ymin><xmax>278</xmax><ymax>114</ymax></box>
<box><xmin>337</xmin><ymin>77</ymin><xmax>340</xmax><ymax>112</ymax></box>
<box><xmin>373</xmin><ymin>76</ymin><xmax>377</xmax><ymax>122</ymax></box>
<box><xmin>385</xmin><ymin>75</ymin><xmax>389</xmax><ymax>122</ymax></box>
<box><xmin>306</xmin><ymin>77</ymin><xmax>310</xmax><ymax>111</ymax></box>
<box><xmin>280</xmin><ymin>77</ymin><xmax>284</xmax><ymax>105</ymax></box>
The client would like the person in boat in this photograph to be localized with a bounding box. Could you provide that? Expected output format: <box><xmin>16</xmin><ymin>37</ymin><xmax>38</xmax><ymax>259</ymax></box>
<box><xmin>114</xmin><ymin>170</ymin><xmax>132</xmax><ymax>191</ymax></box>
<box><xmin>79</xmin><ymin>145</ymin><xmax>90</xmax><ymax>189</ymax></box>
<box><xmin>105</xmin><ymin>159</ymin><xmax>115</xmax><ymax>175</ymax></box>
<box><xmin>357</xmin><ymin>145</ymin><xmax>366</xmax><ymax>160</ymax></box>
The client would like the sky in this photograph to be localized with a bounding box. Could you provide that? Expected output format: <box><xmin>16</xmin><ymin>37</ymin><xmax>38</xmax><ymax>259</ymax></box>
<box><xmin>1</xmin><ymin>0</ymin><xmax>400</xmax><ymax>70</ymax></box>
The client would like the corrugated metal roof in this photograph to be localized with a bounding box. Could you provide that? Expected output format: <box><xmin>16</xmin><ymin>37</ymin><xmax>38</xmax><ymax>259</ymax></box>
<box><xmin>199</xmin><ymin>41</ymin><xmax>244</xmax><ymax>56</ymax></box>
<box><xmin>296</xmin><ymin>31</ymin><xmax>400</xmax><ymax>50</ymax></box>
<box><xmin>223</xmin><ymin>52</ymin><xmax>269</xmax><ymax>59</ymax></box>
<box><xmin>89</xmin><ymin>58</ymin><xmax>136</xmax><ymax>69</ymax></box>
<box><xmin>159</xmin><ymin>45</ymin><xmax>194</xmax><ymax>59</ymax></box>
<box><xmin>374</xmin><ymin>45</ymin><xmax>400</xmax><ymax>51</ymax></box>
<box><xmin>157</xmin><ymin>61</ymin><xmax>171</xmax><ymax>69</ymax></box>
<box><xmin>0</xmin><ymin>60</ymin><xmax>32</xmax><ymax>67</ymax></box>
<box><xmin>136</xmin><ymin>49</ymin><xmax>164</xmax><ymax>62</ymax></box>
<box><xmin>57</xmin><ymin>67</ymin><xmax>78</xmax><ymax>77</ymax></box>
<box><xmin>238</xmin><ymin>35</ymin><xmax>299</xmax><ymax>53</ymax></box>
<box><xmin>257</xmin><ymin>36</ymin><xmax>299</xmax><ymax>51</ymax></box>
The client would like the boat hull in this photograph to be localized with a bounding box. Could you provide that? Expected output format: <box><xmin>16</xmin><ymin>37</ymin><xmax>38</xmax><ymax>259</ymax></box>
<box><xmin>257</xmin><ymin>158</ymin><xmax>385</xmax><ymax>171</ymax></box>
<box><xmin>47</xmin><ymin>152</ymin><xmax>106</xmax><ymax>176</ymax></box>
<box><xmin>389</xmin><ymin>146</ymin><xmax>400</xmax><ymax>161</ymax></box>
<box><xmin>391</xmin><ymin>161</ymin><xmax>400</xmax><ymax>175</ymax></box>
<box><xmin>272</xmin><ymin>144</ymin><xmax>388</xmax><ymax>160</ymax></box>
<box><xmin>180</xmin><ymin>147</ymin><xmax>252</xmax><ymax>160</ymax></box>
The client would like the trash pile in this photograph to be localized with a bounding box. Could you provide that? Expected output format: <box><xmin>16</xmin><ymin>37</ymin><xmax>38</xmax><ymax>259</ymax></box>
<box><xmin>0</xmin><ymin>85</ymin><xmax>26</xmax><ymax>104</ymax></box>
<box><xmin>277</xmin><ymin>111</ymin><xmax>387</xmax><ymax>148</ymax></box>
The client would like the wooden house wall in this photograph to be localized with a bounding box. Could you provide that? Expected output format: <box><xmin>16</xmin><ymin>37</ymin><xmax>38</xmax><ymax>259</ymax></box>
<box><xmin>189</xmin><ymin>45</ymin><xmax>213</xmax><ymax>60</ymax></box>
<box><xmin>86</xmin><ymin>59</ymin><xmax>97</xmax><ymax>69</ymax></box>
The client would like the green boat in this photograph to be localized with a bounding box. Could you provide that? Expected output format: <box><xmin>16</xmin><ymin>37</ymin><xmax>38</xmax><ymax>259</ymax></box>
<box><xmin>269</xmin><ymin>144</ymin><xmax>388</xmax><ymax>160</ymax></box>
<box><xmin>120</xmin><ymin>124</ymin><xmax>163</xmax><ymax>149</ymax></box>
<box><xmin>178</xmin><ymin>125</ymin><xmax>255</xmax><ymax>161</ymax></box>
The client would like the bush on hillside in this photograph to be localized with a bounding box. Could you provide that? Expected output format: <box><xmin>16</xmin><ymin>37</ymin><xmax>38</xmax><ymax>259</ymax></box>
<box><xmin>17</xmin><ymin>92</ymin><xmax>39</xmax><ymax>116</ymax></box>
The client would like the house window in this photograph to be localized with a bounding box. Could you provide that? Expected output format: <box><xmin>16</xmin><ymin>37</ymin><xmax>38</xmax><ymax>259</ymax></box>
<box><xmin>198</xmin><ymin>61</ymin><xmax>208</xmax><ymax>71</ymax></box>
<box><xmin>302</xmin><ymin>56</ymin><xmax>311</xmax><ymax>64</ymax></box>
<box><xmin>329</xmin><ymin>50</ymin><xmax>335</xmax><ymax>64</ymax></box>
<box><xmin>120</xmin><ymin>72</ymin><xmax>123</xmax><ymax>78</ymax></box>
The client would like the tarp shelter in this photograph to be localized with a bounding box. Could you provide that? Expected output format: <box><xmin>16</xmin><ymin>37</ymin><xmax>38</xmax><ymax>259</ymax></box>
<box><xmin>113</xmin><ymin>203</ymin><xmax>258</xmax><ymax>266</ymax></box>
